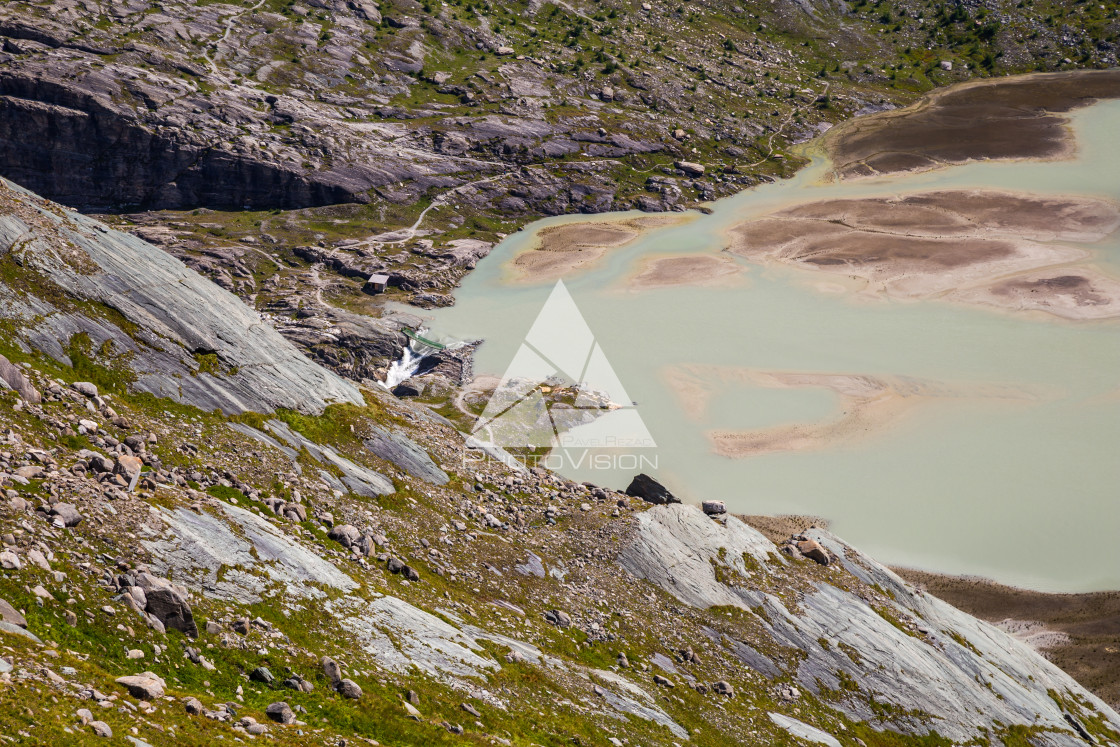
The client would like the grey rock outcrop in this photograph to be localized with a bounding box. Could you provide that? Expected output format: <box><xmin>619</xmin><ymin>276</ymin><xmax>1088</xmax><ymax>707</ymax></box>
<box><xmin>620</xmin><ymin>504</ymin><xmax>1120</xmax><ymax>744</ymax></box>
<box><xmin>264</xmin><ymin>420</ymin><xmax>394</xmax><ymax>497</ymax></box>
<box><xmin>0</xmin><ymin>179</ymin><xmax>362</xmax><ymax>415</ymax></box>
<box><xmin>364</xmin><ymin>425</ymin><xmax>449</xmax><ymax>485</ymax></box>
<box><xmin>141</xmin><ymin>503</ymin><xmax>358</xmax><ymax>604</ymax></box>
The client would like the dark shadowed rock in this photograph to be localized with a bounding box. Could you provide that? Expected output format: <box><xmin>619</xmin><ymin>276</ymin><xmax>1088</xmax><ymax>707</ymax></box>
<box><xmin>250</xmin><ymin>667</ymin><xmax>275</xmax><ymax>685</ymax></box>
<box><xmin>391</xmin><ymin>381</ymin><xmax>422</xmax><ymax>397</ymax></box>
<box><xmin>625</xmin><ymin>474</ymin><xmax>679</xmax><ymax>505</ymax></box>
<box><xmin>144</xmin><ymin>586</ymin><xmax>198</xmax><ymax>638</ymax></box>
<box><xmin>265</xmin><ymin>701</ymin><xmax>295</xmax><ymax>724</ymax></box>
<box><xmin>335</xmin><ymin>678</ymin><xmax>363</xmax><ymax>699</ymax></box>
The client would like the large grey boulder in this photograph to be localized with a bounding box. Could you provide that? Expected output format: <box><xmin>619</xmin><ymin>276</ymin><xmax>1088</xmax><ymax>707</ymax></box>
<box><xmin>0</xmin><ymin>598</ymin><xmax>26</xmax><ymax>628</ymax></box>
<box><xmin>328</xmin><ymin>525</ymin><xmax>361</xmax><ymax>549</ymax></box>
<box><xmin>265</xmin><ymin>702</ymin><xmax>295</xmax><ymax>724</ymax></box>
<box><xmin>49</xmin><ymin>503</ymin><xmax>83</xmax><ymax>528</ymax></box>
<box><xmin>115</xmin><ymin>672</ymin><xmax>166</xmax><ymax>700</ymax></box>
<box><xmin>135</xmin><ymin>572</ymin><xmax>197</xmax><ymax>638</ymax></box>
<box><xmin>0</xmin><ymin>354</ymin><xmax>39</xmax><ymax>403</ymax></box>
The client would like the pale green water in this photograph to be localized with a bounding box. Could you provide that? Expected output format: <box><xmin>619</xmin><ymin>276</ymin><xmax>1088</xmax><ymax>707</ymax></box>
<box><xmin>426</xmin><ymin>99</ymin><xmax>1120</xmax><ymax>592</ymax></box>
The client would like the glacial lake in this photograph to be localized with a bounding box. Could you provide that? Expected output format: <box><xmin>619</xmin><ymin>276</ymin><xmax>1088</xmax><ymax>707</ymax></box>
<box><xmin>426</xmin><ymin>95</ymin><xmax>1120</xmax><ymax>593</ymax></box>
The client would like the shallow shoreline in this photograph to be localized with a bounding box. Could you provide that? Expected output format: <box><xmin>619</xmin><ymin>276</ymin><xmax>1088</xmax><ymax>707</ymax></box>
<box><xmin>508</xmin><ymin>213</ymin><xmax>692</xmax><ymax>283</ymax></box>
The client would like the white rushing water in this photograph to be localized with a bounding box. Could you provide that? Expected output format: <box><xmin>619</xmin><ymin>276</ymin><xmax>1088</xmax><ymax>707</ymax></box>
<box><xmin>382</xmin><ymin>345</ymin><xmax>426</xmax><ymax>389</ymax></box>
<box><xmin>425</xmin><ymin>98</ymin><xmax>1120</xmax><ymax>592</ymax></box>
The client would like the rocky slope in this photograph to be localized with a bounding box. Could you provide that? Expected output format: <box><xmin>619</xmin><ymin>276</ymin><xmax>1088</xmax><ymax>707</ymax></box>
<box><xmin>0</xmin><ymin>0</ymin><xmax>1118</xmax><ymax>320</ymax></box>
<box><xmin>1</xmin><ymin>174</ymin><xmax>1118</xmax><ymax>745</ymax></box>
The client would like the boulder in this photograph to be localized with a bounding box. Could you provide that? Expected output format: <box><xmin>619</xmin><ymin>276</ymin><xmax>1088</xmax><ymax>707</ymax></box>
<box><xmin>143</xmin><ymin>584</ymin><xmax>198</xmax><ymax>637</ymax></box>
<box><xmin>49</xmin><ymin>503</ymin><xmax>83</xmax><ymax>527</ymax></box>
<box><xmin>114</xmin><ymin>455</ymin><xmax>143</xmax><ymax>480</ymax></box>
<box><xmin>71</xmin><ymin>382</ymin><xmax>98</xmax><ymax>397</ymax></box>
<box><xmin>250</xmin><ymin>666</ymin><xmax>274</xmax><ymax>685</ymax></box>
<box><xmin>545</xmin><ymin>610</ymin><xmax>572</xmax><ymax>628</ymax></box>
<box><xmin>183</xmin><ymin>697</ymin><xmax>203</xmax><ymax>715</ymax></box>
<box><xmin>335</xmin><ymin>678</ymin><xmax>363</xmax><ymax>699</ymax></box>
<box><xmin>89</xmin><ymin>721</ymin><xmax>112</xmax><ymax>738</ymax></box>
<box><xmin>701</xmin><ymin>500</ymin><xmax>726</xmax><ymax>515</ymax></box>
<box><xmin>116</xmin><ymin>672</ymin><xmax>166</xmax><ymax>700</ymax></box>
<box><xmin>796</xmin><ymin>539</ymin><xmax>830</xmax><ymax>566</ymax></box>
<box><xmin>675</xmin><ymin>160</ymin><xmax>705</xmax><ymax>175</ymax></box>
<box><xmin>0</xmin><ymin>598</ymin><xmax>26</xmax><ymax>628</ymax></box>
<box><xmin>321</xmin><ymin>656</ymin><xmax>342</xmax><ymax>684</ymax></box>
<box><xmin>625</xmin><ymin>474</ymin><xmax>679</xmax><ymax>505</ymax></box>
<box><xmin>265</xmin><ymin>701</ymin><xmax>295</xmax><ymax>724</ymax></box>
<box><xmin>87</xmin><ymin>454</ymin><xmax>114</xmax><ymax>473</ymax></box>
<box><xmin>0</xmin><ymin>355</ymin><xmax>39</xmax><ymax>403</ymax></box>
<box><xmin>328</xmin><ymin>524</ymin><xmax>361</xmax><ymax>548</ymax></box>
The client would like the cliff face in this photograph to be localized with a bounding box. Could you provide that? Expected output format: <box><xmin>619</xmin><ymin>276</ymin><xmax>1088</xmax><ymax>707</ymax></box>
<box><xmin>0</xmin><ymin>71</ymin><xmax>363</xmax><ymax>212</ymax></box>
<box><xmin>0</xmin><ymin>181</ymin><xmax>1116</xmax><ymax>746</ymax></box>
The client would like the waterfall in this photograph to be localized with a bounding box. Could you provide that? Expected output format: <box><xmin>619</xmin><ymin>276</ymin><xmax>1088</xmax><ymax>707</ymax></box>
<box><xmin>382</xmin><ymin>329</ymin><xmax>447</xmax><ymax>389</ymax></box>
<box><xmin>382</xmin><ymin>345</ymin><xmax>425</xmax><ymax>389</ymax></box>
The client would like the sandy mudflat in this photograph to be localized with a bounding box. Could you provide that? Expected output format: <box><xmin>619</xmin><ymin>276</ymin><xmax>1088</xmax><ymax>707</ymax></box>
<box><xmin>726</xmin><ymin>189</ymin><xmax>1120</xmax><ymax>319</ymax></box>
<box><xmin>663</xmin><ymin>364</ymin><xmax>1032</xmax><ymax>458</ymax></box>
<box><xmin>824</xmin><ymin>69</ymin><xmax>1120</xmax><ymax>180</ymax></box>
<box><xmin>510</xmin><ymin>214</ymin><xmax>689</xmax><ymax>283</ymax></box>
<box><xmin>626</xmin><ymin>254</ymin><xmax>743</xmax><ymax>290</ymax></box>
<box><xmin>954</xmin><ymin>269</ymin><xmax>1120</xmax><ymax>321</ymax></box>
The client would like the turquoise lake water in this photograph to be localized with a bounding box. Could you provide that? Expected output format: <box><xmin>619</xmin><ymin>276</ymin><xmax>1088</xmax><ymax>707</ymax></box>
<box><xmin>425</xmin><ymin>98</ymin><xmax>1120</xmax><ymax>592</ymax></box>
